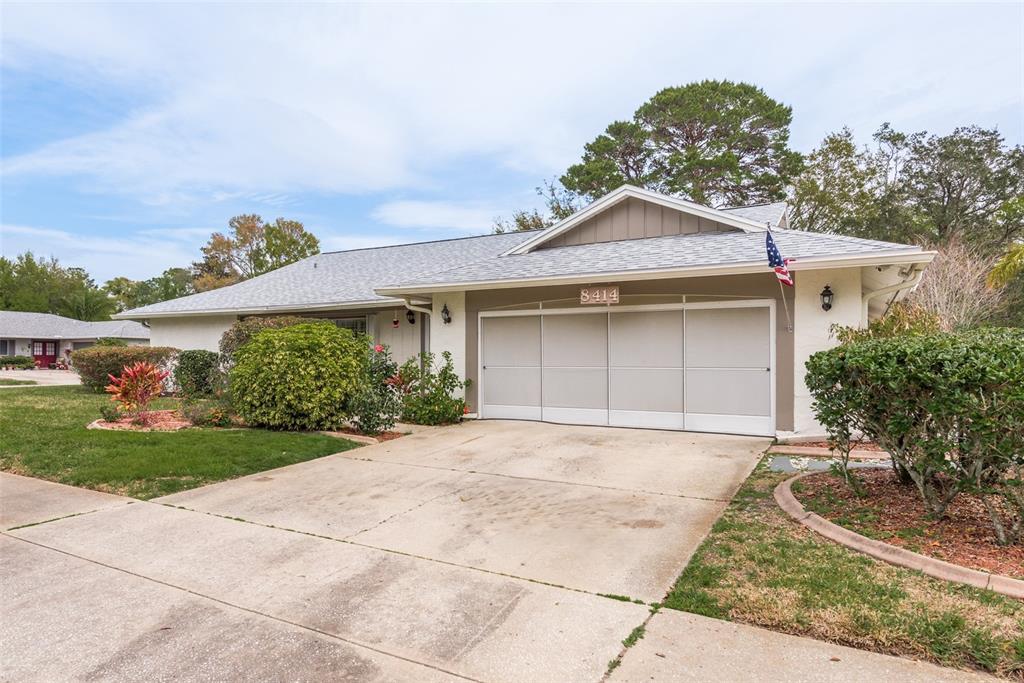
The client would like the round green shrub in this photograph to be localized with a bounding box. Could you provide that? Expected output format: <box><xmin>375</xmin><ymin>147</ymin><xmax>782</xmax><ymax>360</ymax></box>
<box><xmin>71</xmin><ymin>346</ymin><xmax>178</xmax><ymax>391</ymax></box>
<box><xmin>229</xmin><ymin>322</ymin><xmax>367</xmax><ymax>430</ymax></box>
<box><xmin>174</xmin><ymin>349</ymin><xmax>221</xmax><ymax>397</ymax></box>
<box><xmin>218</xmin><ymin>315</ymin><xmax>314</xmax><ymax>367</ymax></box>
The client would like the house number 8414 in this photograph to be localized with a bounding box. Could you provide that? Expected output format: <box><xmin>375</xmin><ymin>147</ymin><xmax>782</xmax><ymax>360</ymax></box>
<box><xmin>580</xmin><ymin>286</ymin><xmax>620</xmax><ymax>305</ymax></box>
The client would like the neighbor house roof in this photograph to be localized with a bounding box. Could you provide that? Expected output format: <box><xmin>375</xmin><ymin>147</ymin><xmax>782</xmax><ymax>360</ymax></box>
<box><xmin>0</xmin><ymin>311</ymin><xmax>150</xmax><ymax>340</ymax></box>
<box><xmin>115</xmin><ymin>231</ymin><xmax>540</xmax><ymax>318</ymax></box>
<box><xmin>376</xmin><ymin>229</ymin><xmax>930</xmax><ymax>294</ymax></box>
<box><xmin>721</xmin><ymin>202</ymin><xmax>788</xmax><ymax>227</ymax></box>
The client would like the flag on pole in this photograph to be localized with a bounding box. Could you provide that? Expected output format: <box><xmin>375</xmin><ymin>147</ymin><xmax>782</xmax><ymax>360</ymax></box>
<box><xmin>766</xmin><ymin>232</ymin><xmax>794</xmax><ymax>286</ymax></box>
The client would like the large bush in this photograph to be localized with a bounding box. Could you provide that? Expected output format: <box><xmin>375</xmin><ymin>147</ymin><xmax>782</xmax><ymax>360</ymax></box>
<box><xmin>230</xmin><ymin>322</ymin><xmax>366</xmax><ymax>430</ymax></box>
<box><xmin>174</xmin><ymin>349</ymin><xmax>221</xmax><ymax>397</ymax></box>
<box><xmin>348</xmin><ymin>344</ymin><xmax>401</xmax><ymax>435</ymax></box>
<box><xmin>219</xmin><ymin>315</ymin><xmax>314</xmax><ymax>367</ymax></box>
<box><xmin>0</xmin><ymin>356</ymin><xmax>34</xmax><ymax>369</ymax></box>
<box><xmin>395</xmin><ymin>351</ymin><xmax>468</xmax><ymax>425</ymax></box>
<box><xmin>805</xmin><ymin>328</ymin><xmax>1024</xmax><ymax>545</ymax></box>
<box><xmin>72</xmin><ymin>346</ymin><xmax>178</xmax><ymax>391</ymax></box>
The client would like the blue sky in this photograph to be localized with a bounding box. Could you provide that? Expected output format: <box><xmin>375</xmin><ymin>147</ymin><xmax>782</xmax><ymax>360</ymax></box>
<box><xmin>2</xmin><ymin>2</ymin><xmax>1022</xmax><ymax>283</ymax></box>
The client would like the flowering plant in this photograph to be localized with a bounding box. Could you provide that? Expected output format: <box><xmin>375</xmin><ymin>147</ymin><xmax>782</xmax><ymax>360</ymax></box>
<box><xmin>105</xmin><ymin>361</ymin><xmax>169</xmax><ymax>417</ymax></box>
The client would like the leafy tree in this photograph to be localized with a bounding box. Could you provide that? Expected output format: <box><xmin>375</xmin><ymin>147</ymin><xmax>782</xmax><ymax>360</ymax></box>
<box><xmin>0</xmin><ymin>253</ymin><xmax>114</xmax><ymax>320</ymax></box>
<box><xmin>561</xmin><ymin>80</ymin><xmax>803</xmax><ymax>207</ymax></box>
<box><xmin>105</xmin><ymin>268</ymin><xmax>194</xmax><ymax>312</ymax></box>
<box><xmin>192</xmin><ymin>215</ymin><xmax>320</xmax><ymax>291</ymax></box>
<box><xmin>493</xmin><ymin>179</ymin><xmax>582</xmax><ymax>233</ymax></box>
<box><xmin>989</xmin><ymin>242</ymin><xmax>1024</xmax><ymax>288</ymax></box>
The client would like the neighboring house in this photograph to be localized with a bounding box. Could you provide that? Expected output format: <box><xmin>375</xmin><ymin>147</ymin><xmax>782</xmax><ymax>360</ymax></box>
<box><xmin>0</xmin><ymin>311</ymin><xmax>150</xmax><ymax>367</ymax></box>
<box><xmin>116</xmin><ymin>185</ymin><xmax>934</xmax><ymax>437</ymax></box>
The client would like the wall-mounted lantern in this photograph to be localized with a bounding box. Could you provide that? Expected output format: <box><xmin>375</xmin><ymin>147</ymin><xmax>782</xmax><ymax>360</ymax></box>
<box><xmin>441</xmin><ymin>303</ymin><xmax>452</xmax><ymax>325</ymax></box>
<box><xmin>406</xmin><ymin>309</ymin><xmax>416</xmax><ymax>325</ymax></box>
<box><xmin>820</xmin><ymin>285</ymin><xmax>834</xmax><ymax>312</ymax></box>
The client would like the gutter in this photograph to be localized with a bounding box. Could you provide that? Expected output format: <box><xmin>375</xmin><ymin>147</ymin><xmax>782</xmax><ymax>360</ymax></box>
<box><xmin>402</xmin><ymin>297</ymin><xmax>433</xmax><ymax>317</ymax></box>
<box><xmin>861</xmin><ymin>264</ymin><xmax>926</xmax><ymax>326</ymax></box>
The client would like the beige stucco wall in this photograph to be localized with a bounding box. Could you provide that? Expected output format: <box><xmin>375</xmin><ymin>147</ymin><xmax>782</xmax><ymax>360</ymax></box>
<box><xmin>459</xmin><ymin>273</ymin><xmax>797</xmax><ymax>431</ymax></box>
<box><xmin>148</xmin><ymin>315</ymin><xmax>238</xmax><ymax>351</ymax></box>
<box><xmin>792</xmin><ymin>267</ymin><xmax>863</xmax><ymax>435</ymax></box>
<box><xmin>430</xmin><ymin>292</ymin><xmax>467</xmax><ymax>397</ymax></box>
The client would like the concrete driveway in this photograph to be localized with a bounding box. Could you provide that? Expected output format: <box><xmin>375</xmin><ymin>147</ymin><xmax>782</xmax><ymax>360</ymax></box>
<box><xmin>1</xmin><ymin>421</ymin><xmax>977</xmax><ymax>681</ymax></box>
<box><xmin>0</xmin><ymin>368</ymin><xmax>80</xmax><ymax>387</ymax></box>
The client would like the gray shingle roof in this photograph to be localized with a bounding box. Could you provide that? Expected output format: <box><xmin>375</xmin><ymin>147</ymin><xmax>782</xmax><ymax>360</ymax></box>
<box><xmin>721</xmin><ymin>202</ymin><xmax>788</xmax><ymax>227</ymax></box>
<box><xmin>378</xmin><ymin>229</ymin><xmax>922</xmax><ymax>289</ymax></box>
<box><xmin>119</xmin><ymin>231</ymin><xmax>540</xmax><ymax>316</ymax></box>
<box><xmin>0</xmin><ymin>311</ymin><xmax>150</xmax><ymax>339</ymax></box>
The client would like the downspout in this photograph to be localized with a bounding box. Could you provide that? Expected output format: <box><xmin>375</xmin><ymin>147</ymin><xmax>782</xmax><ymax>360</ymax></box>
<box><xmin>861</xmin><ymin>265</ymin><xmax>925</xmax><ymax>327</ymax></box>
<box><xmin>402</xmin><ymin>297</ymin><xmax>432</xmax><ymax>317</ymax></box>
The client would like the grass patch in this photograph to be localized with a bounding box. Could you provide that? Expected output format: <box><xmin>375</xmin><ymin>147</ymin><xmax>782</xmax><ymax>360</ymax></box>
<box><xmin>0</xmin><ymin>378</ymin><xmax>37</xmax><ymax>386</ymax></box>
<box><xmin>0</xmin><ymin>386</ymin><xmax>359</xmax><ymax>499</ymax></box>
<box><xmin>664</xmin><ymin>459</ymin><xmax>1024</xmax><ymax>679</ymax></box>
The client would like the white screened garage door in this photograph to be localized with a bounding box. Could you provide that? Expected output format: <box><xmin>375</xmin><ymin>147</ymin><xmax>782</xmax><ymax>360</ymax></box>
<box><xmin>479</xmin><ymin>301</ymin><xmax>774</xmax><ymax>436</ymax></box>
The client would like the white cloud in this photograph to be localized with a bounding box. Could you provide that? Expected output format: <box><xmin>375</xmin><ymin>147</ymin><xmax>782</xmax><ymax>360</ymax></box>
<box><xmin>371</xmin><ymin>200</ymin><xmax>502</xmax><ymax>231</ymax></box>
<box><xmin>1</xmin><ymin>223</ymin><xmax>200</xmax><ymax>282</ymax></box>
<box><xmin>1</xmin><ymin>2</ymin><xmax>1020</xmax><ymax>205</ymax></box>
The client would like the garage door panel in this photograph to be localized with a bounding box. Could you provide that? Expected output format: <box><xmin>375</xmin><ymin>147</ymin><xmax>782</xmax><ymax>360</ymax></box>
<box><xmin>542</xmin><ymin>368</ymin><xmax>607</xmax><ymax>409</ymax></box>
<box><xmin>685</xmin><ymin>368</ymin><xmax>770</xmax><ymax>417</ymax></box>
<box><xmin>482</xmin><ymin>367</ymin><xmax>541</xmax><ymax>407</ymax></box>
<box><xmin>685</xmin><ymin>307</ymin><xmax>770</xmax><ymax>368</ymax></box>
<box><xmin>482</xmin><ymin>317</ymin><xmax>540</xmax><ymax>367</ymax></box>
<box><xmin>609</xmin><ymin>311</ymin><xmax>683</xmax><ymax>368</ymax></box>
<box><xmin>609</xmin><ymin>369</ymin><xmax>683</xmax><ymax>412</ymax></box>
<box><xmin>543</xmin><ymin>314</ymin><xmax>607</xmax><ymax>367</ymax></box>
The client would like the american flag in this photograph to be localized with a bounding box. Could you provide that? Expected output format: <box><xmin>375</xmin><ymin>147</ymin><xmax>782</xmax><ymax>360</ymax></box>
<box><xmin>766</xmin><ymin>232</ymin><xmax>794</xmax><ymax>286</ymax></box>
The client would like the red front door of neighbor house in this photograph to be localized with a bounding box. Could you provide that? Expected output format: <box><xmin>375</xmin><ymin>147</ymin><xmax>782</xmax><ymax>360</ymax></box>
<box><xmin>31</xmin><ymin>341</ymin><xmax>57</xmax><ymax>368</ymax></box>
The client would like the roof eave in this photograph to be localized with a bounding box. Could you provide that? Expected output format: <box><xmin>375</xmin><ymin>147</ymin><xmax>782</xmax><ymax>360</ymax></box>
<box><xmin>113</xmin><ymin>297</ymin><xmax>409</xmax><ymax>321</ymax></box>
<box><xmin>375</xmin><ymin>249</ymin><xmax>936</xmax><ymax>296</ymax></box>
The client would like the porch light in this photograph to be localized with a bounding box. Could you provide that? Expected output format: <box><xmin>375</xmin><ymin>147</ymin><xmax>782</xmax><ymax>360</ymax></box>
<box><xmin>441</xmin><ymin>303</ymin><xmax>452</xmax><ymax>324</ymax></box>
<box><xmin>820</xmin><ymin>285</ymin><xmax>834</xmax><ymax>312</ymax></box>
<box><xmin>406</xmin><ymin>309</ymin><xmax>416</xmax><ymax>325</ymax></box>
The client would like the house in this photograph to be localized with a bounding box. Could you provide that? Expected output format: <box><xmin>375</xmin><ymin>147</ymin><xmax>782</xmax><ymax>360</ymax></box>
<box><xmin>0</xmin><ymin>311</ymin><xmax>151</xmax><ymax>367</ymax></box>
<box><xmin>115</xmin><ymin>186</ymin><xmax>935</xmax><ymax>437</ymax></box>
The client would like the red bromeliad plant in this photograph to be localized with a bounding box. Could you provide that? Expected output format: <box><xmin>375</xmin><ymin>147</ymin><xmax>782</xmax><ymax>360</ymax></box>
<box><xmin>105</xmin><ymin>361</ymin><xmax>169</xmax><ymax>418</ymax></box>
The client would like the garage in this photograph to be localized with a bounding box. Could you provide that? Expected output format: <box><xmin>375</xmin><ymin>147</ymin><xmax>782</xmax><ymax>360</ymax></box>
<box><xmin>478</xmin><ymin>300</ymin><xmax>775</xmax><ymax>436</ymax></box>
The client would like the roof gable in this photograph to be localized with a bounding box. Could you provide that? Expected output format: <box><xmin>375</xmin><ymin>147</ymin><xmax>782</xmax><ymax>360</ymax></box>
<box><xmin>505</xmin><ymin>185</ymin><xmax>770</xmax><ymax>255</ymax></box>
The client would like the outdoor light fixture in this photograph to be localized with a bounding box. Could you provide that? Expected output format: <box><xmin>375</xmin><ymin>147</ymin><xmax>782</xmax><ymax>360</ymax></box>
<box><xmin>820</xmin><ymin>285</ymin><xmax>834</xmax><ymax>312</ymax></box>
<box><xmin>441</xmin><ymin>303</ymin><xmax>452</xmax><ymax>324</ymax></box>
<box><xmin>406</xmin><ymin>309</ymin><xmax>416</xmax><ymax>325</ymax></box>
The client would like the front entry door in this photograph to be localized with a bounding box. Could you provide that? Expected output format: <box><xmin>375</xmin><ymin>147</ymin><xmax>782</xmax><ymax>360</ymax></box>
<box><xmin>31</xmin><ymin>341</ymin><xmax>57</xmax><ymax>368</ymax></box>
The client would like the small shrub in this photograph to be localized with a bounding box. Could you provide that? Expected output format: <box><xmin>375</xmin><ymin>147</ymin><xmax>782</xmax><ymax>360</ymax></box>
<box><xmin>218</xmin><ymin>315</ymin><xmax>313</xmax><ymax>368</ymax></box>
<box><xmin>105</xmin><ymin>361</ymin><xmax>170</xmax><ymax>416</ymax></box>
<box><xmin>174</xmin><ymin>349</ymin><xmax>220</xmax><ymax>397</ymax></box>
<box><xmin>832</xmin><ymin>302</ymin><xmax>942</xmax><ymax>344</ymax></box>
<box><xmin>72</xmin><ymin>346</ymin><xmax>178</xmax><ymax>391</ymax></box>
<box><xmin>0</xmin><ymin>355</ymin><xmax>34</xmax><ymax>369</ymax></box>
<box><xmin>395</xmin><ymin>351</ymin><xmax>467</xmax><ymax>425</ymax></box>
<box><xmin>349</xmin><ymin>344</ymin><xmax>401</xmax><ymax>435</ymax></box>
<box><xmin>181</xmin><ymin>399</ymin><xmax>233</xmax><ymax>428</ymax></box>
<box><xmin>95</xmin><ymin>337</ymin><xmax>128</xmax><ymax>347</ymax></box>
<box><xmin>230</xmin><ymin>322</ymin><xmax>366</xmax><ymax>430</ymax></box>
<box><xmin>806</xmin><ymin>328</ymin><xmax>1024</xmax><ymax>545</ymax></box>
<box><xmin>98</xmin><ymin>403</ymin><xmax>120</xmax><ymax>422</ymax></box>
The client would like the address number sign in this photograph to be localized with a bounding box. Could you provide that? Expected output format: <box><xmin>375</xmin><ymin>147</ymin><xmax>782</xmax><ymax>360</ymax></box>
<box><xmin>580</xmin><ymin>286</ymin><xmax>620</xmax><ymax>305</ymax></box>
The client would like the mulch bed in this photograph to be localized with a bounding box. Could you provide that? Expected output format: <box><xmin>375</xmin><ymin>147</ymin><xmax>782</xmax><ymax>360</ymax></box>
<box><xmin>93</xmin><ymin>410</ymin><xmax>193</xmax><ymax>432</ymax></box>
<box><xmin>798</xmin><ymin>440</ymin><xmax>887</xmax><ymax>452</ymax></box>
<box><xmin>794</xmin><ymin>469</ymin><xmax>1023</xmax><ymax>579</ymax></box>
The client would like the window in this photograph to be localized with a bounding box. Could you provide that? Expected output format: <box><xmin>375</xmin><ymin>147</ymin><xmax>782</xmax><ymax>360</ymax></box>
<box><xmin>0</xmin><ymin>340</ymin><xmax>9</xmax><ymax>355</ymax></box>
<box><xmin>32</xmin><ymin>342</ymin><xmax>43</xmax><ymax>355</ymax></box>
<box><xmin>45</xmin><ymin>342</ymin><xmax>56</xmax><ymax>356</ymax></box>
<box><xmin>330</xmin><ymin>317</ymin><xmax>367</xmax><ymax>335</ymax></box>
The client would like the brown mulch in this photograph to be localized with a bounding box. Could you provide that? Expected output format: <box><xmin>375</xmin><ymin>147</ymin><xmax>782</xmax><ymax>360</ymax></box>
<box><xmin>799</xmin><ymin>440</ymin><xmax>886</xmax><ymax>452</ymax></box>
<box><xmin>331</xmin><ymin>427</ymin><xmax>405</xmax><ymax>442</ymax></box>
<box><xmin>795</xmin><ymin>469</ymin><xmax>1023</xmax><ymax>579</ymax></box>
<box><xmin>95</xmin><ymin>410</ymin><xmax>192</xmax><ymax>432</ymax></box>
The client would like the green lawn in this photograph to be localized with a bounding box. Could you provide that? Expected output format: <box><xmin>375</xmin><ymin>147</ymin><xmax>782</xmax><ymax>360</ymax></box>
<box><xmin>0</xmin><ymin>386</ymin><xmax>359</xmax><ymax>499</ymax></box>
<box><xmin>665</xmin><ymin>459</ymin><xmax>1024</xmax><ymax>679</ymax></box>
<box><xmin>0</xmin><ymin>378</ymin><xmax>37</xmax><ymax>386</ymax></box>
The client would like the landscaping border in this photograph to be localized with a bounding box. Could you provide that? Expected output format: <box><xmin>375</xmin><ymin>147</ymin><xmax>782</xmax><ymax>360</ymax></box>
<box><xmin>774</xmin><ymin>473</ymin><xmax>1024</xmax><ymax>600</ymax></box>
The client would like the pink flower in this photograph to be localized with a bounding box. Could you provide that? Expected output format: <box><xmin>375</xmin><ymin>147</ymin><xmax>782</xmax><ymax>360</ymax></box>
<box><xmin>374</xmin><ymin>344</ymin><xmax>384</xmax><ymax>353</ymax></box>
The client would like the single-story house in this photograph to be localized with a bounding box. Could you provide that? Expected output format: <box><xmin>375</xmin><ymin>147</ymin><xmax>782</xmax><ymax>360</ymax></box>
<box><xmin>0</xmin><ymin>311</ymin><xmax>151</xmax><ymax>367</ymax></box>
<box><xmin>116</xmin><ymin>185</ymin><xmax>935</xmax><ymax>437</ymax></box>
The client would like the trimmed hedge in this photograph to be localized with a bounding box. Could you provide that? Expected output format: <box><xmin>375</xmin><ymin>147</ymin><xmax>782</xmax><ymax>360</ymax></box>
<box><xmin>0</xmin><ymin>355</ymin><xmax>34</xmax><ymax>369</ymax></box>
<box><xmin>72</xmin><ymin>346</ymin><xmax>178</xmax><ymax>391</ymax></box>
<box><xmin>805</xmin><ymin>328</ymin><xmax>1024</xmax><ymax>545</ymax></box>
<box><xmin>174</xmin><ymin>349</ymin><xmax>220</xmax><ymax>397</ymax></box>
<box><xmin>230</xmin><ymin>322</ymin><xmax>366</xmax><ymax>430</ymax></box>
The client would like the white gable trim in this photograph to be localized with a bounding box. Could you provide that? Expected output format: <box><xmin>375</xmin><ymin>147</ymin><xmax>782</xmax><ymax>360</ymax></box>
<box><xmin>503</xmin><ymin>185</ymin><xmax>770</xmax><ymax>256</ymax></box>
